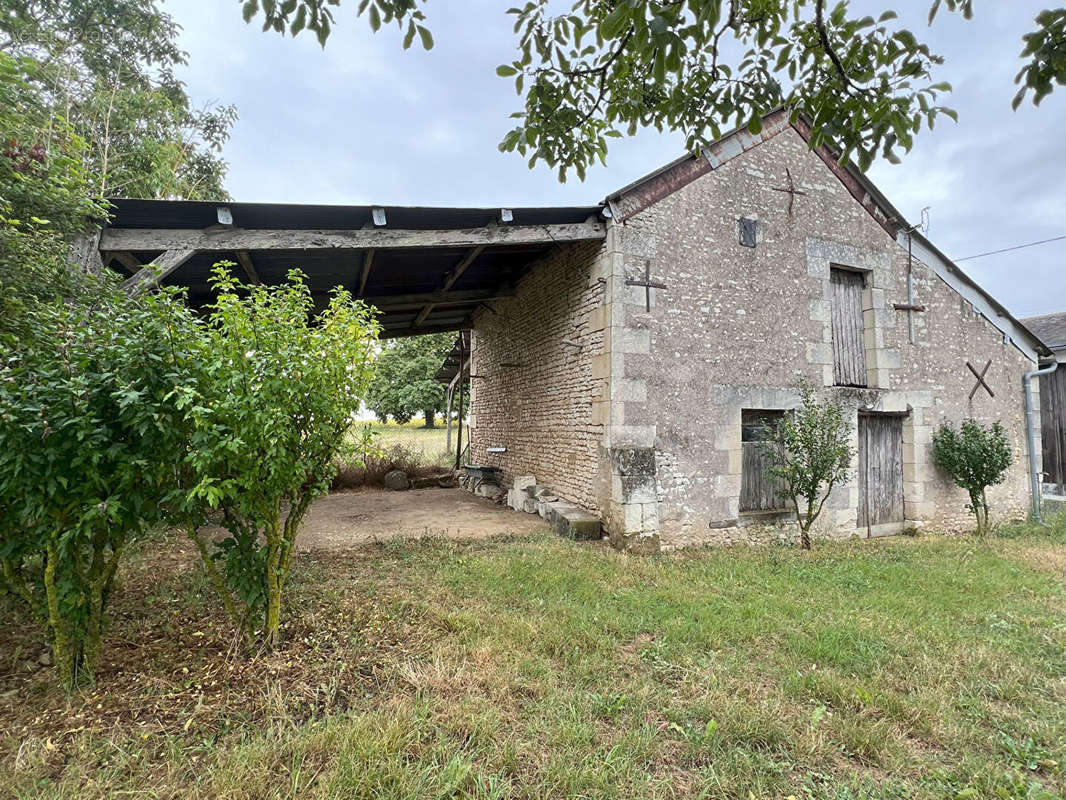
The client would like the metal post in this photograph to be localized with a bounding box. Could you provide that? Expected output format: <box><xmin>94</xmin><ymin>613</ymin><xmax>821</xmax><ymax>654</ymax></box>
<box><xmin>1024</xmin><ymin>359</ymin><xmax>1059</xmax><ymax>523</ymax></box>
<box><xmin>454</xmin><ymin>333</ymin><xmax>465</xmax><ymax>471</ymax></box>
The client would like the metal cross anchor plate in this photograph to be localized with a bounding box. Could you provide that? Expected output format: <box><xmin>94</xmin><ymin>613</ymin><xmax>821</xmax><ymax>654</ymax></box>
<box><xmin>771</xmin><ymin>167</ymin><xmax>807</xmax><ymax>220</ymax></box>
<box><xmin>625</xmin><ymin>259</ymin><xmax>667</xmax><ymax>312</ymax></box>
<box><xmin>966</xmin><ymin>359</ymin><xmax>995</xmax><ymax>400</ymax></box>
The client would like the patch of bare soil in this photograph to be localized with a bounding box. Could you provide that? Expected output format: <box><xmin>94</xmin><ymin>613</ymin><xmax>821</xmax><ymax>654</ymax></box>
<box><xmin>0</xmin><ymin>537</ymin><xmax>443</xmax><ymax>751</ymax></box>
<box><xmin>293</xmin><ymin>487</ymin><xmax>548</xmax><ymax>551</ymax></box>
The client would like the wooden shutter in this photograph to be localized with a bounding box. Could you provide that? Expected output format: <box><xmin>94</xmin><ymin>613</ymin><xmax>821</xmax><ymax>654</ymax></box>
<box><xmin>740</xmin><ymin>410</ymin><xmax>788</xmax><ymax>512</ymax></box>
<box><xmin>1039</xmin><ymin>368</ymin><xmax>1066</xmax><ymax>489</ymax></box>
<box><xmin>830</xmin><ymin>268</ymin><xmax>867</xmax><ymax>387</ymax></box>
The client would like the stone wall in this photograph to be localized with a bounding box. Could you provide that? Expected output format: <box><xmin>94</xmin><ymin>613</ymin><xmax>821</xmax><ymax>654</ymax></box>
<box><xmin>468</xmin><ymin>239</ymin><xmax>608</xmax><ymax>512</ymax></box>
<box><xmin>609</xmin><ymin>126</ymin><xmax>1036</xmax><ymax>549</ymax></box>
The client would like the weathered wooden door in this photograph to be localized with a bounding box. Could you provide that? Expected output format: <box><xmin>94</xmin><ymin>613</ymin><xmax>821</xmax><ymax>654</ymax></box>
<box><xmin>858</xmin><ymin>413</ymin><xmax>904</xmax><ymax>531</ymax></box>
<box><xmin>830</xmin><ymin>268</ymin><xmax>867</xmax><ymax>387</ymax></box>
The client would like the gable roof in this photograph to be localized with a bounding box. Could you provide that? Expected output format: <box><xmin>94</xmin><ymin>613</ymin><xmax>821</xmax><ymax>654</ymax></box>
<box><xmin>1021</xmin><ymin>312</ymin><xmax>1066</xmax><ymax>351</ymax></box>
<box><xmin>605</xmin><ymin>109</ymin><xmax>1051</xmax><ymax>362</ymax></box>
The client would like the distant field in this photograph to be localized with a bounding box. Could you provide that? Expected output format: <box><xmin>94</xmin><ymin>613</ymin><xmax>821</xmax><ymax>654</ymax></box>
<box><xmin>358</xmin><ymin>419</ymin><xmax>453</xmax><ymax>462</ymax></box>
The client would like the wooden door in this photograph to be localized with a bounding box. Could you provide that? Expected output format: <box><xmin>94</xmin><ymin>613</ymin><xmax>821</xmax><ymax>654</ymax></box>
<box><xmin>858</xmin><ymin>413</ymin><xmax>904</xmax><ymax>531</ymax></box>
<box><xmin>1040</xmin><ymin>367</ymin><xmax>1066</xmax><ymax>491</ymax></box>
<box><xmin>830</xmin><ymin>268</ymin><xmax>867</xmax><ymax>387</ymax></box>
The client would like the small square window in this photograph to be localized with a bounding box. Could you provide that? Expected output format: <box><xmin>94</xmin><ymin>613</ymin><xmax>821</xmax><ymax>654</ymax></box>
<box><xmin>739</xmin><ymin>217</ymin><xmax>757</xmax><ymax>248</ymax></box>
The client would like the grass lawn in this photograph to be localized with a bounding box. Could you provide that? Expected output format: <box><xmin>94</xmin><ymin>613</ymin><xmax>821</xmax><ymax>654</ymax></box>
<box><xmin>2</xmin><ymin>525</ymin><xmax>1064</xmax><ymax>798</ymax></box>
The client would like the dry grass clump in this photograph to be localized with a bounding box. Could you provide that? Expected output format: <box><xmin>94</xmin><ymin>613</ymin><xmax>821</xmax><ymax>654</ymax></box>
<box><xmin>332</xmin><ymin>443</ymin><xmax>450</xmax><ymax>491</ymax></box>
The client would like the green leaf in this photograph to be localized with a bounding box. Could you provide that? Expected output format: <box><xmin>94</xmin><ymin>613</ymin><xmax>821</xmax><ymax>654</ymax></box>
<box><xmin>417</xmin><ymin>25</ymin><xmax>434</xmax><ymax>50</ymax></box>
<box><xmin>496</xmin><ymin>64</ymin><xmax>518</xmax><ymax>77</ymax></box>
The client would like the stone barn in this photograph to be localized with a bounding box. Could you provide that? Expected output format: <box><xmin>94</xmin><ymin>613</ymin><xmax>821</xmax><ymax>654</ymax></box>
<box><xmin>464</xmin><ymin>110</ymin><xmax>1052</xmax><ymax>551</ymax></box>
<box><xmin>92</xmin><ymin>109</ymin><xmax>1055</xmax><ymax>553</ymax></box>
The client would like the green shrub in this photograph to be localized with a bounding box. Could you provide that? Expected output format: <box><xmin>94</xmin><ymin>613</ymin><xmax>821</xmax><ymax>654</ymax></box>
<box><xmin>931</xmin><ymin>419</ymin><xmax>1012</xmax><ymax>536</ymax></box>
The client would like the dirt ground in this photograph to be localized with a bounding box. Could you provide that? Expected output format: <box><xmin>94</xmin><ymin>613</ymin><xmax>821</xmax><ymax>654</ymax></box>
<box><xmin>293</xmin><ymin>487</ymin><xmax>549</xmax><ymax>550</ymax></box>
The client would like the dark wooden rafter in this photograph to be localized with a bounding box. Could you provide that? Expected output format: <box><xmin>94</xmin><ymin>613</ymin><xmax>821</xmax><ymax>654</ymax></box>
<box><xmin>359</xmin><ymin>287</ymin><xmax>511</xmax><ymax>311</ymax></box>
<box><xmin>414</xmin><ymin>244</ymin><xmax>486</xmax><ymax>327</ymax></box>
<box><xmin>98</xmin><ymin>221</ymin><xmax>606</xmax><ymax>252</ymax></box>
<box><xmin>122</xmin><ymin>249</ymin><xmax>197</xmax><ymax>294</ymax></box>
<box><xmin>235</xmin><ymin>249</ymin><xmax>261</xmax><ymax>284</ymax></box>
<box><xmin>357</xmin><ymin>249</ymin><xmax>375</xmax><ymax>295</ymax></box>
<box><xmin>104</xmin><ymin>250</ymin><xmax>142</xmax><ymax>275</ymax></box>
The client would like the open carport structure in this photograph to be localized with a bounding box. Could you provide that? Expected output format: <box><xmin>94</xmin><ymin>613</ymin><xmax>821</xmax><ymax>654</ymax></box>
<box><xmin>92</xmin><ymin>199</ymin><xmax>606</xmax><ymax>338</ymax></box>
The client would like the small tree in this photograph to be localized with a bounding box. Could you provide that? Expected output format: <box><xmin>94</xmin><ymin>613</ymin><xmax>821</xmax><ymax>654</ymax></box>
<box><xmin>767</xmin><ymin>382</ymin><xmax>853</xmax><ymax>550</ymax></box>
<box><xmin>181</xmin><ymin>267</ymin><xmax>379</xmax><ymax>647</ymax></box>
<box><xmin>931</xmin><ymin>419</ymin><xmax>1011</xmax><ymax>537</ymax></box>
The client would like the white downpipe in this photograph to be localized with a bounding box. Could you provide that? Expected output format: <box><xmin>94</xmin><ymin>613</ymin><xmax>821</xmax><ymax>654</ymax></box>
<box><xmin>1023</xmin><ymin>359</ymin><xmax>1058</xmax><ymax>523</ymax></box>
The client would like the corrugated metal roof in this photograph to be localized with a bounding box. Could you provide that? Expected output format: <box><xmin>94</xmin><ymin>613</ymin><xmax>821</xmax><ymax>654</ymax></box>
<box><xmin>104</xmin><ymin>199</ymin><xmax>605</xmax><ymax>338</ymax></box>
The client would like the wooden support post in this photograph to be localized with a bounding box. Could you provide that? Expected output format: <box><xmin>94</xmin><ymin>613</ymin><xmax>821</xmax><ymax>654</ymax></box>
<box><xmin>454</xmin><ymin>334</ymin><xmax>466</xmax><ymax>471</ymax></box>
<box><xmin>69</xmin><ymin>229</ymin><xmax>105</xmax><ymax>275</ymax></box>
<box><xmin>445</xmin><ymin>382</ymin><xmax>454</xmax><ymax>454</ymax></box>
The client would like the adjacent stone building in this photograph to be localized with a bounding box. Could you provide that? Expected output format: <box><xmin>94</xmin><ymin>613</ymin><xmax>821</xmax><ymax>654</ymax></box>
<box><xmin>468</xmin><ymin>109</ymin><xmax>1052</xmax><ymax>552</ymax></box>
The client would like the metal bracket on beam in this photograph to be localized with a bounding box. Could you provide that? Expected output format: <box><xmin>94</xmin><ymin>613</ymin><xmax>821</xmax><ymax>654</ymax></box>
<box><xmin>372</xmin><ymin>207</ymin><xmax>387</xmax><ymax>227</ymax></box>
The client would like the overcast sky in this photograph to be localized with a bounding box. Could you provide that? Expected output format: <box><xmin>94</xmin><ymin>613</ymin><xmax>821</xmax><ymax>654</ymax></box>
<box><xmin>164</xmin><ymin>0</ymin><xmax>1064</xmax><ymax>318</ymax></box>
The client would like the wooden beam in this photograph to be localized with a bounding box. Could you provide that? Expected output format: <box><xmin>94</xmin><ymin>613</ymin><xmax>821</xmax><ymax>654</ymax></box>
<box><xmin>235</xmin><ymin>250</ymin><xmax>261</xmax><ymax>284</ymax></box>
<box><xmin>380</xmin><ymin>321</ymin><xmax>470</xmax><ymax>339</ymax></box>
<box><xmin>357</xmin><ymin>249</ymin><xmax>375</xmax><ymax>295</ymax></box>
<box><xmin>104</xmin><ymin>250</ymin><xmax>143</xmax><ymax>275</ymax></box>
<box><xmin>122</xmin><ymin>249</ymin><xmax>197</xmax><ymax>294</ymax></box>
<box><xmin>99</xmin><ymin>221</ymin><xmax>607</xmax><ymax>252</ymax></box>
<box><xmin>360</xmin><ymin>288</ymin><xmax>512</xmax><ymax>310</ymax></box>
<box><xmin>414</xmin><ymin>244</ymin><xmax>487</xmax><ymax>328</ymax></box>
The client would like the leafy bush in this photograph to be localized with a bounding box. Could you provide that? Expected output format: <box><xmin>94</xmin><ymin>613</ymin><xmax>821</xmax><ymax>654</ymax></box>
<box><xmin>0</xmin><ymin>281</ymin><xmax>200</xmax><ymax>687</ymax></box>
<box><xmin>766</xmin><ymin>381</ymin><xmax>853</xmax><ymax>550</ymax></box>
<box><xmin>181</xmin><ymin>267</ymin><xmax>379</xmax><ymax>647</ymax></box>
<box><xmin>932</xmin><ymin>419</ymin><xmax>1012</xmax><ymax>536</ymax></box>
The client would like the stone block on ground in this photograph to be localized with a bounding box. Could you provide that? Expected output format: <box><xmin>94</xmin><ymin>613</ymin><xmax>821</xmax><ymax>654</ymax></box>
<box><xmin>513</xmin><ymin>475</ymin><xmax>537</xmax><ymax>494</ymax></box>
<box><xmin>383</xmin><ymin>470</ymin><xmax>409</xmax><ymax>491</ymax></box>
<box><xmin>521</xmin><ymin>497</ymin><xmax>537</xmax><ymax>513</ymax></box>
<box><xmin>410</xmin><ymin>475</ymin><xmax>444</xmax><ymax>489</ymax></box>
<box><xmin>547</xmin><ymin>502</ymin><xmax>602</xmax><ymax>541</ymax></box>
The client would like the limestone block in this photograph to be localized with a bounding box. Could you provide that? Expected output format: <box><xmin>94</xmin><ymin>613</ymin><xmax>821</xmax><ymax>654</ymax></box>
<box><xmin>521</xmin><ymin>497</ymin><xmax>537</xmax><ymax>513</ymax></box>
<box><xmin>618</xmin><ymin>328</ymin><xmax>651</xmax><ymax>354</ymax></box>
<box><xmin>513</xmin><ymin>475</ymin><xmax>537</xmax><ymax>493</ymax></box>
<box><xmin>609</xmin><ymin>425</ymin><xmax>656</xmax><ymax>448</ymax></box>
<box><xmin>612</xmin><ymin>378</ymin><xmax>647</xmax><ymax>403</ymax></box>
<box><xmin>622</xmin><ymin>503</ymin><xmax>644</xmax><ymax>534</ymax></box>
<box><xmin>806</xmin><ymin>342</ymin><xmax>833</xmax><ymax>365</ymax></box>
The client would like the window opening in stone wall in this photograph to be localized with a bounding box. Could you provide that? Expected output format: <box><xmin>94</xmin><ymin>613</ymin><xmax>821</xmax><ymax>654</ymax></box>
<box><xmin>740</xmin><ymin>409</ymin><xmax>789</xmax><ymax>513</ymax></box>
<box><xmin>829</xmin><ymin>267</ymin><xmax>868</xmax><ymax>387</ymax></box>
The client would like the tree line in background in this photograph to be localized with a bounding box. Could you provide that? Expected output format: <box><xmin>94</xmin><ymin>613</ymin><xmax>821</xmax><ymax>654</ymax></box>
<box><xmin>366</xmin><ymin>332</ymin><xmax>455</xmax><ymax>427</ymax></box>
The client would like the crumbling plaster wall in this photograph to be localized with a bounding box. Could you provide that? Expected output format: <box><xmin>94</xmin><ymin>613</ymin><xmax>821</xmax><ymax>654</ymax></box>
<box><xmin>467</xmin><ymin>239</ymin><xmax>609</xmax><ymax>513</ymax></box>
<box><xmin>609</xmin><ymin>126</ymin><xmax>1035</xmax><ymax>550</ymax></box>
